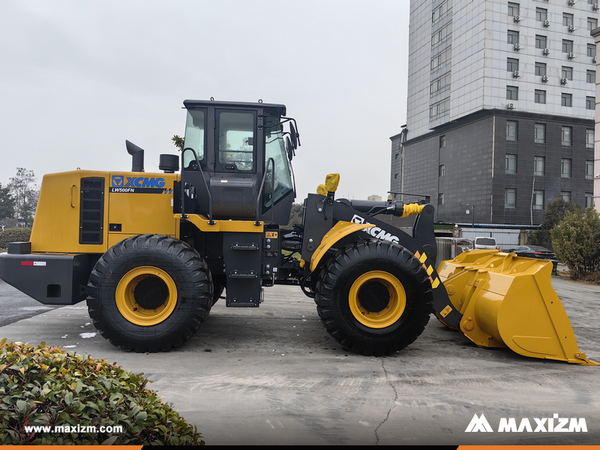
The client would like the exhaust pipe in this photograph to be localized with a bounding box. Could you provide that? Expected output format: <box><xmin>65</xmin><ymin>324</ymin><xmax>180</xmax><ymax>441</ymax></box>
<box><xmin>126</xmin><ymin>140</ymin><xmax>144</xmax><ymax>172</ymax></box>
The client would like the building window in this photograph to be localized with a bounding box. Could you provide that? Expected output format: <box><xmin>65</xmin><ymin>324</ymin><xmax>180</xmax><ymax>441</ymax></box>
<box><xmin>534</xmin><ymin>123</ymin><xmax>546</xmax><ymax>143</ymax></box>
<box><xmin>563</xmin><ymin>40</ymin><xmax>573</xmax><ymax>53</ymax></box>
<box><xmin>394</xmin><ymin>173</ymin><xmax>398</xmax><ymax>179</ymax></box>
<box><xmin>535</xmin><ymin>62</ymin><xmax>547</xmax><ymax>76</ymax></box>
<box><xmin>508</xmin><ymin>30</ymin><xmax>519</xmax><ymax>45</ymax></box>
<box><xmin>586</xmin><ymin>161</ymin><xmax>594</xmax><ymax>180</ymax></box>
<box><xmin>507</xmin><ymin>58</ymin><xmax>519</xmax><ymax>72</ymax></box>
<box><xmin>586</xmin><ymin>129</ymin><xmax>595</xmax><ymax>148</ymax></box>
<box><xmin>432</xmin><ymin>1</ymin><xmax>450</xmax><ymax>24</ymax></box>
<box><xmin>536</xmin><ymin>8</ymin><xmax>548</xmax><ymax>22</ymax></box>
<box><xmin>586</xmin><ymin>193</ymin><xmax>594</xmax><ymax>209</ymax></box>
<box><xmin>587</xmin><ymin>70</ymin><xmax>596</xmax><ymax>83</ymax></box>
<box><xmin>562</xmin><ymin>191</ymin><xmax>571</xmax><ymax>202</ymax></box>
<box><xmin>432</xmin><ymin>23</ymin><xmax>452</xmax><ymax>48</ymax></box>
<box><xmin>439</xmin><ymin>135</ymin><xmax>446</xmax><ymax>148</ymax></box>
<box><xmin>431</xmin><ymin>47</ymin><xmax>452</xmax><ymax>70</ymax></box>
<box><xmin>430</xmin><ymin>73</ymin><xmax>451</xmax><ymax>97</ymax></box>
<box><xmin>438</xmin><ymin>193</ymin><xmax>445</xmax><ymax>205</ymax></box>
<box><xmin>561</xmin><ymin>158</ymin><xmax>572</xmax><ymax>178</ymax></box>
<box><xmin>561</xmin><ymin>93</ymin><xmax>573</xmax><ymax>107</ymax></box>
<box><xmin>430</xmin><ymin>98</ymin><xmax>450</xmax><ymax>120</ymax></box>
<box><xmin>506</xmin><ymin>120</ymin><xmax>518</xmax><ymax>141</ymax></box>
<box><xmin>563</xmin><ymin>13</ymin><xmax>574</xmax><ymax>27</ymax></box>
<box><xmin>562</xmin><ymin>126</ymin><xmax>573</xmax><ymax>146</ymax></box>
<box><xmin>505</xmin><ymin>189</ymin><xmax>516</xmax><ymax>209</ymax></box>
<box><xmin>562</xmin><ymin>66</ymin><xmax>573</xmax><ymax>80</ymax></box>
<box><xmin>507</xmin><ymin>86</ymin><xmax>519</xmax><ymax>100</ymax></box>
<box><xmin>588</xmin><ymin>43</ymin><xmax>597</xmax><ymax>58</ymax></box>
<box><xmin>534</xmin><ymin>156</ymin><xmax>545</xmax><ymax>176</ymax></box>
<box><xmin>535</xmin><ymin>90</ymin><xmax>546</xmax><ymax>104</ymax></box>
<box><xmin>439</xmin><ymin>164</ymin><xmax>445</xmax><ymax>177</ymax></box>
<box><xmin>533</xmin><ymin>190</ymin><xmax>545</xmax><ymax>210</ymax></box>
<box><xmin>535</xmin><ymin>35</ymin><xmax>547</xmax><ymax>49</ymax></box>
<box><xmin>587</xmin><ymin>96</ymin><xmax>595</xmax><ymax>110</ymax></box>
<box><xmin>506</xmin><ymin>154</ymin><xmax>517</xmax><ymax>174</ymax></box>
<box><xmin>508</xmin><ymin>2</ymin><xmax>520</xmax><ymax>16</ymax></box>
<box><xmin>589</xmin><ymin>18</ymin><xmax>598</xmax><ymax>31</ymax></box>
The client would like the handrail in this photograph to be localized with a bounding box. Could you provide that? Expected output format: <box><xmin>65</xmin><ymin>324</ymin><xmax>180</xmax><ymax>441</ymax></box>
<box><xmin>255</xmin><ymin>157</ymin><xmax>275</xmax><ymax>226</ymax></box>
<box><xmin>181</xmin><ymin>148</ymin><xmax>215</xmax><ymax>225</ymax></box>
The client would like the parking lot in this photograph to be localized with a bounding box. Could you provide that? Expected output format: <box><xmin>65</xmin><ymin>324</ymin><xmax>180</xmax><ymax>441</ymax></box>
<box><xmin>1</xmin><ymin>277</ymin><xmax>599</xmax><ymax>445</ymax></box>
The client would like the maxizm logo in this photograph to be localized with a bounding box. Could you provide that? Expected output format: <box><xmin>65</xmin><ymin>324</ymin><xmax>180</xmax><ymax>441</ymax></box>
<box><xmin>111</xmin><ymin>176</ymin><xmax>165</xmax><ymax>188</ymax></box>
<box><xmin>350</xmin><ymin>214</ymin><xmax>400</xmax><ymax>244</ymax></box>
<box><xmin>465</xmin><ymin>413</ymin><xmax>588</xmax><ymax>433</ymax></box>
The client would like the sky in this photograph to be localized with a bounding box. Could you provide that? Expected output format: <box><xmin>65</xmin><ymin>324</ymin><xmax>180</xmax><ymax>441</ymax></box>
<box><xmin>0</xmin><ymin>0</ymin><xmax>410</xmax><ymax>202</ymax></box>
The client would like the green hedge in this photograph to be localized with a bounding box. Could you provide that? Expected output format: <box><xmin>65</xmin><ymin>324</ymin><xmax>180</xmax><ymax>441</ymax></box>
<box><xmin>0</xmin><ymin>228</ymin><xmax>31</xmax><ymax>251</ymax></box>
<box><xmin>551</xmin><ymin>208</ymin><xmax>600</xmax><ymax>280</ymax></box>
<box><xmin>0</xmin><ymin>340</ymin><xmax>204</xmax><ymax>445</ymax></box>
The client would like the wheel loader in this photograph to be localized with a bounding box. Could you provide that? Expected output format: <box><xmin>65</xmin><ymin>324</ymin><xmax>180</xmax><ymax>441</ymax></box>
<box><xmin>0</xmin><ymin>99</ymin><xmax>596</xmax><ymax>365</ymax></box>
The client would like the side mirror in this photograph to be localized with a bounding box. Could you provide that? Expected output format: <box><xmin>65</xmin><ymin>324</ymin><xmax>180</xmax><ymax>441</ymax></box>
<box><xmin>289</xmin><ymin>123</ymin><xmax>298</xmax><ymax>149</ymax></box>
<box><xmin>285</xmin><ymin>136</ymin><xmax>295</xmax><ymax>161</ymax></box>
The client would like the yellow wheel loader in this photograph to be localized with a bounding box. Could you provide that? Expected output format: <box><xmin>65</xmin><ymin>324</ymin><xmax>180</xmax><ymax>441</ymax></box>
<box><xmin>0</xmin><ymin>100</ymin><xmax>595</xmax><ymax>364</ymax></box>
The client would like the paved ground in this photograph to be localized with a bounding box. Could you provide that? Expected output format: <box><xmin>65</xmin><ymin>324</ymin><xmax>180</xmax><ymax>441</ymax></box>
<box><xmin>0</xmin><ymin>280</ymin><xmax>61</xmax><ymax>326</ymax></box>
<box><xmin>0</xmin><ymin>277</ymin><xmax>599</xmax><ymax>445</ymax></box>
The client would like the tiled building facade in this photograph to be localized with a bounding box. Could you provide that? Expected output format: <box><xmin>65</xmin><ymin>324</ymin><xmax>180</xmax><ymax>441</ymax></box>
<box><xmin>392</xmin><ymin>0</ymin><xmax>597</xmax><ymax>225</ymax></box>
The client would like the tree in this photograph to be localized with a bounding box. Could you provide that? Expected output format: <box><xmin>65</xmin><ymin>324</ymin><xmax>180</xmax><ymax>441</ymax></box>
<box><xmin>7</xmin><ymin>168</ymin><xmax>38</xmax><ymax>224</ymax></box>
<box><xmin>0</xmin><ymin>183</ymin><xmax>14</xmax><ymax>220</ymax></box>
<box><xmin>287</xmin><ymin>203</ymin><xmax>303</xmax><ymax>227</ymax></box>
<box><xmin>172</xmin><ymin>135</ymin><xmax>184</xmax><ymax>150</ymax></box>
<box><xmin>529</xmin><ymin>198</ymin><xmax>579</xmax><ymax>250</ymax></box>
<box><xmin>551</xmin><ymin>207</ymin><xmax>600</xmax><ymax>279</ymax></box>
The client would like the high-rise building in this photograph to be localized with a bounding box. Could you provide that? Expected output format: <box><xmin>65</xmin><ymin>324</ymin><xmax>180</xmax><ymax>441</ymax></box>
<box><xmin>391</xmin><ymin>0</ymin><xmax>597</xmax><ymax>225</ymax></box>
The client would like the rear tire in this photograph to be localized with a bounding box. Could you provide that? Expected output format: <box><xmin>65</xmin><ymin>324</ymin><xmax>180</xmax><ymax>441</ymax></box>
<box><xmin>87</xmin><ymin>234</ymin><xmax>213</xmax><ymax>352</ymax></box>
<box><xmin>315</xmin><ymin>239</ymin><xmax>432</xmax><ymax>356</ymax></box>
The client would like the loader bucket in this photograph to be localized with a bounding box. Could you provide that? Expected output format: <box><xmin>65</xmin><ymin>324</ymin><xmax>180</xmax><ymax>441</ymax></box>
<box><xmin>437</xmin><ymin>250</ymin><xmax>597</xmax><ymax>365</ymax></box>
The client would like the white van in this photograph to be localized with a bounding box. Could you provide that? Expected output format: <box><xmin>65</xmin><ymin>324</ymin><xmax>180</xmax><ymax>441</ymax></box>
<box><xmin>474</xmin><ymin>237</ymin><xmax>497</xmax><ymax>249</ymax></box>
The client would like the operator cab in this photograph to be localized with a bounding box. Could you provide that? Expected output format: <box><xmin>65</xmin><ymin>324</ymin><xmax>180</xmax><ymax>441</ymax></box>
<box><xmin>180</xmin><ymin>99</ymin><xmax>299</xmax><ymax>225</ymax></box>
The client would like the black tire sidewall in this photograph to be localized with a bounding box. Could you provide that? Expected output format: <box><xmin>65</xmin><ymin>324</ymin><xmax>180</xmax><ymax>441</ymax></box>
<box><xmin>332</xmin><ymin>258</ymin><xmax>423</xmax><ymax>336</ymax></box>
<box><xmin>316</xmin><ymin>239</ymin><xmax>432</xmax><ymax>355</ymax></box>
<box><xmin>87</xmin><ymin>234</ymin><xmax>212</xmax><ymax>351</ymax></box>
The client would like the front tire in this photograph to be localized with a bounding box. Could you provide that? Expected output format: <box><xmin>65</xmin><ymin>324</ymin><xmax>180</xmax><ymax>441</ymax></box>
<box><xmin>315</xmin><ymin>240</ymin><xmax>433</xmax><ymax>356</ymax></box>
<box><xmin>87</xmin><ymin>234</ymin><xmax>213</xmax><ymax>352</ymax></box>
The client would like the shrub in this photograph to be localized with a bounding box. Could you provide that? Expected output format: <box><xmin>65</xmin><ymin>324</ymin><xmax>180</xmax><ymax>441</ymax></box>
<box><xmin>0</xmin><ymin>228</ymin><xmax>31</xmax><ymax>251</ymax></box>
<box><xmin>551</xmin><ymin>208</ymin><xmax>600</xmax><ymax>280</ymax></box>
<box><xmin>529</xmin><ymin>198</ymin><xmax>579</xmax><ymax>250</ymax></box>
<box><xmin>0</xmin><ymin>340</ymin><xmax>204</xmax><ymax>445</ymax></box>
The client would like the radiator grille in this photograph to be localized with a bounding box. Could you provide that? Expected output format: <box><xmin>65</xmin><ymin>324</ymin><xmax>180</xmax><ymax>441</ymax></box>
<box><xmin>79</xmin><ymin>178</ymin><xmax>104</xmax><ymax>244</ymax></box>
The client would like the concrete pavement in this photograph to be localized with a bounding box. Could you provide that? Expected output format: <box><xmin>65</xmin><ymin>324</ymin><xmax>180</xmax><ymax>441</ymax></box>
<box><xmin>0</xmin><ymin>278</ymin><xmax>599</xmax><ymax>445</ymax></box>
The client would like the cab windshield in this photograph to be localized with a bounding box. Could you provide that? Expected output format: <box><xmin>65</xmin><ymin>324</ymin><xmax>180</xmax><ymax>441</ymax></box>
<box><xmin>182</xmin><ymin>109</ymin><xmax>205</xmax><ymax>170</ymax></box>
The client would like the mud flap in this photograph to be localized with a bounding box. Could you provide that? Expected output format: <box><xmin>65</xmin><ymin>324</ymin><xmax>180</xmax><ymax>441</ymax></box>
<box><xmin>437</xmin><ymin>250</ymin><xmax>598</xmax><ymax>366</ymax></box>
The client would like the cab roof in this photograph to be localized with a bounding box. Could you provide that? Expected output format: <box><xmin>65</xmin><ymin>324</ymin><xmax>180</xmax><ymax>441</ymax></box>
<box><xmin>183</xmin><ymin>99</ymin><xmax>286</xmax><ymax>116</ymax></box>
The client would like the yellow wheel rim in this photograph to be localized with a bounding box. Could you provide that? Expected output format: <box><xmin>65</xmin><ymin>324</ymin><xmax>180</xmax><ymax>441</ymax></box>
<box><xmin>349</xmin><ymin>270</ymin><xmax>406</xmax><ymax>329</ymax></box>
<box><xmin>115</xmin><ymin>266</ymin><xmax>177</xmax><ymax>326</ymax></box>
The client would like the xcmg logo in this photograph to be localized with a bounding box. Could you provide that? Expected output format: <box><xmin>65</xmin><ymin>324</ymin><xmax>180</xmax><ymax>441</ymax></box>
<box><xmin>111</xmin><ymin>176</ymin><xmax>165</xmax><ymax>189</ymax></box>
<box><xmin>465</xmin><ymin>413</ymin><xmax>588</xmax><ymax>433</ymax></box>
<box><xmin>350</xmin><ymin>214</ymin><xmax>400</xmax><ymax>244</ymax></box>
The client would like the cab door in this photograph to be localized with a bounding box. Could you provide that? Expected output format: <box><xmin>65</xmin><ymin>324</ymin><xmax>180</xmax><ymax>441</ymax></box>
<box><xmin>210</xmin><ymin>109</ymin><xmax>260</xmax><ymax>220</ymax></box>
